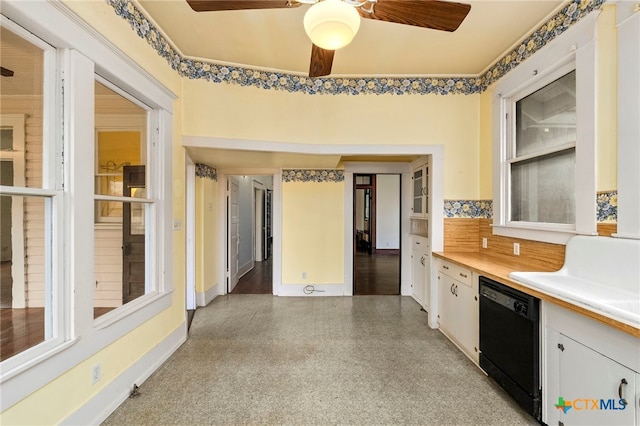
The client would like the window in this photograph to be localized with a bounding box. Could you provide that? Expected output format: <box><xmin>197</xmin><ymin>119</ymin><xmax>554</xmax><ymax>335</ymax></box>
<box><xmin>510</xmin><ymin>70</ymin><xmax>576</xmax><ymax>225</ymax></box>
<box><xmin>93</xmin><ymin>79</ymin><xmax>154</xmax><ymax>319</ymax></box>
<box><xmin>492</xmin><ymin>13</ymin><xmax>597</xmax><ymax>245</ymax></box>
<box><xmin>0</xmin><ymin>25</ymin><xmax>63</xmax><ymax>364</ymax></box>
<box><xmin>1</xmin><ymin>1</ymin><xmax>174</xmax><ymax>409</ymax></box>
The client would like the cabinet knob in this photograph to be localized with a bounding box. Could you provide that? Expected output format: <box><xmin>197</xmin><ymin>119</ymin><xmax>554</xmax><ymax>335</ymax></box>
<box><xmin>443</xmin><ymin>265</ymin><xmax>449</xmax><ymax>270</ymax></box>
<box><xmin>459</xmin><ymin>273</ymin><xmax>467</xmax><ymax>278</ymax></box>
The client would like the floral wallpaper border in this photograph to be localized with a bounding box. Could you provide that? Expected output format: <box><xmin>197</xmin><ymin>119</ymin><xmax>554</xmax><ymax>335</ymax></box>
<box><xmin>106</xmin><ymin>0</ymin><xmax>604</xmax><ymax>96</ymax></box>
<box><xmin>195</xmin><ymin>163</ymin><xmax>217</xmax><ymax>181</ymax></box>
<box><xmin>282</xmin><ymin>169</ymin><xmax>344</xmax><ymax>183</ymax></box>
<box><xmin>597</xmin><ymin>190</ymin><xmax>617</xmax><ymax>223</ymax></box>
<box><xmin>444</xmin><ymin>200</ymin><xmax>493</xmax><ymax>219</ymax></box>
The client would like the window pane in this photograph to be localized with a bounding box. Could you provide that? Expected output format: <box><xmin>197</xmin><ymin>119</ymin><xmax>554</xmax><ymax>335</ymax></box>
<box><xmin>516</xmin><ymin>71</ymin><xmax>576</xmax><ymax>157</ymax></box>
<box><xmin>511</xmin><ymin>148</ymin><xmax>575</xmax><ymax>224</ymax></box>
<box><xmin>0</xmin><ymin>26</ymin><xmax>44</xmax><ymax>188</ymax></box>
<box><xmin>1</xmin><ymin>195</ymin><xmax>49</xmax><ymax>361</ymax></box>
<box><xmin>1</xmin><ymin>129</ymin><xmax>13</xmax><ymax>151</ymax></box>
<box><xmin>94</xmin><ymin>200</ymin><xmax>148</xmax><ymax>319</ymax></box>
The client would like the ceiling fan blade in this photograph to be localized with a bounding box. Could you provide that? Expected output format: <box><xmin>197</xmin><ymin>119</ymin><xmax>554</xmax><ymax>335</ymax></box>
<box><xmin>309</xmin><ymin>44</ymin><xmax>335</xmax><ymax>78</ymax></box>
<box><xmin>359</xmin><ymin>0</ymin><xmax>471</xmax><ymax>32</ymax></box>
<box><xmin>186</xmin><ymin>0</ymin><xmax>300</xmax><ymax>12</ymax></box>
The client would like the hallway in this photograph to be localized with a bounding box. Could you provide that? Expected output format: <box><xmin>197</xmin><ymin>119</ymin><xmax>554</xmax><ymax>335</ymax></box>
<box><xmin>103</xmin><ymin>295</ymin><xmax>536</xmax><ymax>425</ymax></box>
<box><xmin>231</xmin><ymin>258</ymin><xmax>272</xmax><ymax>294</ymax></box>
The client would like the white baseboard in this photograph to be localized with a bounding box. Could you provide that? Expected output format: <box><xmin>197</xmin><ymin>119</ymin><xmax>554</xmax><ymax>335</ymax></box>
<box><xmin>196</xmin><ymin>283</ymin><xmax>219</xmax><ymax>307</ymax></box>
<box><xmin>61</xmin><ymin>323</ymin><xmax>187</xmax><ymax>426</ymax></box>
<box><xmin>274</xmin><ymin>283</ymin><xmax>350</xmax><ymax>296</ymax></box>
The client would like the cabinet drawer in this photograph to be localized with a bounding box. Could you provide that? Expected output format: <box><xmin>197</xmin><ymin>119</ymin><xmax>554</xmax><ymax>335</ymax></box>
<box><xmin>438</xmin><ymin>260</ymin><xmax>472</xmax><ymax>287</ymax></box>
<box><xmin>411</xmin><ymin>236</ymin><xmax>429</xmax><ymax>250</ymax></box>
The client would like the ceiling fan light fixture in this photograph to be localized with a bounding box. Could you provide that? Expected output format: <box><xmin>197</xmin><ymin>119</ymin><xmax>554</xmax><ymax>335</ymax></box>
<box><xmin>303</xmin><ymin>0</ymin><xmax>360</xmax><ymax>50</ymax></box>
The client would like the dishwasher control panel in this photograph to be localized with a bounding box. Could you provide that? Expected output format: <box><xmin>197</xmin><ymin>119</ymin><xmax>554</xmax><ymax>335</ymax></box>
<box><xmin>481</xmin><ymin>285</ymin><xmax>531</xmax><ymax>318</ymax></box>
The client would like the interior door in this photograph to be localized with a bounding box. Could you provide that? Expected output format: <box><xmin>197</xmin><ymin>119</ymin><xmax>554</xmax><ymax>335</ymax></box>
<box><xmin>228</xmin><ymin>177</ymin><xmax>240</xmax><ymax>292</ymax></box>
<box><xmin>122</xmin><ymin>165</ymin><xmax>145</xmax><ymax>304</ymax></box>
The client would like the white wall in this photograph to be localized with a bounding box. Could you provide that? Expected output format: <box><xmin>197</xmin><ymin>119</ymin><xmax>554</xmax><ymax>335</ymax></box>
<box><xmin>376</xmin><ymin>174</ymin><xmax>400</xmax><ymax>249</ymax></box>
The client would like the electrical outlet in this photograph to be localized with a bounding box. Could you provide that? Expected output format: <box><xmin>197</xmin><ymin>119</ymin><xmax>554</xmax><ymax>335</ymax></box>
<box><xmin>91</xmin><ymin>363</ymin><xmax>102</xmax><ymax>385</ymax></box>
<box><xmin>482</xmin><ymin>238</ymin><xmax>487</xmax><ymax>249</ymax></box>
<box><xmin>513</xmin><ymin>243</ymin><xmax>520</xmax><ymax>256</ymax></box>
<box><xmin>301</xmin><ymin>272</ymin><xmax>307</xmax><ymax>280</ymax></box>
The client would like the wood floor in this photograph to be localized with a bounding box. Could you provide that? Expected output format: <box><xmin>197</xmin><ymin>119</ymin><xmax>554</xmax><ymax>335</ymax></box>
<box><xmin>0</xmin><ymin>306</ymin><xmax>114</xmax><ymax>362</ymax></box>
<box><xmin>354</xmin><ymin>250</ymin><xmax>400</xmax><ymax>295</ymax></box>
<box><xmin>231</xmin><ymin>257</ymin><xmax>272</xmax><ymax>294</ymax></box>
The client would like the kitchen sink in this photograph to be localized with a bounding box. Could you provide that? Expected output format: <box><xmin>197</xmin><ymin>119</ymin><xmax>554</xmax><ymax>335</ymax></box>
<box><xmin>509</xmin><ymin>236</ymin><xmax>640</xmax><ymax>328</ymax></box>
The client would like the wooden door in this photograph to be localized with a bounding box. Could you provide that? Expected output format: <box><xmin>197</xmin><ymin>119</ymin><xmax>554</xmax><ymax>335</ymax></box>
<box><xmin>122</xmin><ymin>165</ymin><xmax>145</xmax><ymax>304</ymax></box>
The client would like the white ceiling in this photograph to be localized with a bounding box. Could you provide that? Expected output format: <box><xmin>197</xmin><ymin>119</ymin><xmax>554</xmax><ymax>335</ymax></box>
<box><xmin>138</xmin><ymin>0</ymin><xmax>566</xmax><ymax>76</ymax></box>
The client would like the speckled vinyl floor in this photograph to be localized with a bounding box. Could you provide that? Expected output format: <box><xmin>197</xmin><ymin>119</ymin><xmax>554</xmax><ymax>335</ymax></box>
<box><xmin>102</xmin><ymin>295</ymin><xmax>538</xmax><ymax>425</ymax></box>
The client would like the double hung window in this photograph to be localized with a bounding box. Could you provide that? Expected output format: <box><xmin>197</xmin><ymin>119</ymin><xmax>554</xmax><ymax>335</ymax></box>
<box><xmin>509</xmin><ymin>69</ymin><xmax>577</xmax><ymax>226</ymax></box>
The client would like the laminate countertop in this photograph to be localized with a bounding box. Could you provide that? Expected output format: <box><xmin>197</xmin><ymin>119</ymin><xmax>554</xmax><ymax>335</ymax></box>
<box><xmin>432</xmin><ymin>251</ymin><xmax>640</xmax><ymax>338</ymax></box>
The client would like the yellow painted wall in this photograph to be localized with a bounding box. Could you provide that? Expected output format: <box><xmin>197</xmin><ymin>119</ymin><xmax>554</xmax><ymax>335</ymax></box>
<box><xmin>478</xmin><ymin>90</ymin><xmax>493</xmax><ymax>199</ymax></box>
<box><xmin>281</xmin><ymin>181</ymin><xmax>344</xmax><ymax>284</ymax></box>
<box><xmin>2</xmin><ymin>1</ymin><xmax>186</xmax><ymax>423</ymax></box>
<box><xmin>195</xmin><ymin>176</ymin><xmax>218</xmax><ymax>294</ymax></box>
<box><xmin>182</xmin><ymin>80</ymin><xmax>482</xmax><ymax>200</ymax></box>
<box><xmin>596</xmin><ymin>4</ymin><xmax>618</xmax><ymax>192</ymax></box>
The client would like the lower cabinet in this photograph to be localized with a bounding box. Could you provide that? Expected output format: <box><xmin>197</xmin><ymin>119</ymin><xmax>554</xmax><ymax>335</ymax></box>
<box><xmin>544</xmin><ymin>303</ymin><xmax>639</xmax><ymax>426</ymax></box>
<box><xmin>410</xmin><ymin>236</ymin><xmax>429</xmax><ymax>310</ymax></box>
<box><xmin>436</xmin><ymin>259</ymin><xmax>478</xmax><ymax>363</ymax></box>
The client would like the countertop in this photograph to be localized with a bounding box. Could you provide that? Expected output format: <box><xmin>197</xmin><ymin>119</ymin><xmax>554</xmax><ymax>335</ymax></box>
<box><xmin>432</xmin><ymin>251</ymin><xmax>640</xmax><ymax>338</ymax></box>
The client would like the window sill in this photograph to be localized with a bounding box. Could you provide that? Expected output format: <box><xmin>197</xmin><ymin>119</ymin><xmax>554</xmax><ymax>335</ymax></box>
<box><xmin>491</xmin><ymin>224</ymin><xmax>592</xmax><ymax>245</ymax></box>
<box><xmin>0</xmin><ymin>337</ymin><xmax>80</xmax><ymax>384</ymax></box>
<box><xmin>93</xmin><ymin>290</ymin><xmax>173</xmax><ymax>331</ymax></box>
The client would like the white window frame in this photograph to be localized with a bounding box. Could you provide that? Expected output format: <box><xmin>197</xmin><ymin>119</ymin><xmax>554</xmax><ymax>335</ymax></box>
<box><xmin>492</xmin><ymin>11</ymin><xmax>599</xmax><ymax>245</ymax></box>
<box><xmin>0</xmin><ymin>18</ymin><xmax>68</xmax><ymax>381</ymax></box>
<box><xmin>0</xmin><ymin>0</ymin><xmax>175</xmax><ymax>412</ymax></box>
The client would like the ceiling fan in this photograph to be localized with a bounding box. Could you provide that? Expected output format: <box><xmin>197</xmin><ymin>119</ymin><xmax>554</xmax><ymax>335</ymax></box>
<box><xmin>185</xmin><ymin>0</ymin><xmax>471</xmax><ymax>77</ymax></box>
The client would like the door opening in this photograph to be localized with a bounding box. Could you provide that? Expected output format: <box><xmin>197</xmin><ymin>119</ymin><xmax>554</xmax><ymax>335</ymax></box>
<box><xmin>226</xmin><ymin>175</ymin><xmax>273</xmax><ymax>294</ymax></box>
<box><xmin>353</xmin><ymin>174</ymin><xmax>401</xmax><ymax>295</ymax></box>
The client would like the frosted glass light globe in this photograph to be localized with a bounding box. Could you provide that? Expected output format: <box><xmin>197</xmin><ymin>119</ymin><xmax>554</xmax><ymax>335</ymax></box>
<box><xmin>303</xmin><ymin>0</ymin><xmax>361</xmax><ymax>50</ymax></box>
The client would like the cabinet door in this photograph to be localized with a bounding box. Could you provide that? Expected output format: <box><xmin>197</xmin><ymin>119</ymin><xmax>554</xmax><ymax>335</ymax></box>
<box><xmin>551</xmin><ymin>334</ymin><xmax>636</xmax><ymax>426</ymax></box>
<box><xmin>455</xmin><ymin>281</ymin><xmax>478</xmax><ymax>360</ymax></box>
<box><xmin>437</xmin><ymin>274</ymin><xmax>456</xmax><ymax>334</ymax></box>
<box><xmin>411</xmin><ymin>250</ymin><xmax>425</xmax><ymax>305</ymax></box>
<box><xmin>421</xmin><ymin>252</ymin><xmax>430</xmax><ymax>311</ymax></box>
<box><xmin>412</xmin><ymin>168</ymin><xmax>424</xmax><ymax>215</ymax></box>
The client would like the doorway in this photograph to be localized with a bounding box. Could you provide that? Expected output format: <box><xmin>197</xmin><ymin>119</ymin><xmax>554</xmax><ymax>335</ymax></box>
<box><xmin>353</xmin><ymin>174</ymin><xmax>401</xmax><ymax>295</ymax></box>
<box><xmin>227</xmin><ymin>175</ymin><xmax>273</xmax><ymax>294</ymax></box>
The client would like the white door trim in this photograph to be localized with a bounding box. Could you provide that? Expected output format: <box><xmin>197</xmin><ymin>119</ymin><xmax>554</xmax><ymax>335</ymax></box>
<box><xmin>185</xmin><ymin>155</ymin><xmax>196</xmax><ymax>310</ymax></box>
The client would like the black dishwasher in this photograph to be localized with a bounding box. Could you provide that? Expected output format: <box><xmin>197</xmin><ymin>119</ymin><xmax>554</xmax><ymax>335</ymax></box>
<box><xmin>479</xmin><ymin>276</ymin><xmax>541</xmax><ymax>421</ymax></box>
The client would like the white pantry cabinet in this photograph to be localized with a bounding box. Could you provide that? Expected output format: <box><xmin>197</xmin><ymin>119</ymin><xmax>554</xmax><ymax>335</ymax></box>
<box><xmin>436</xmin><ymin>259</ymin><xmax>479</xmax><ymax>363</ymax></box>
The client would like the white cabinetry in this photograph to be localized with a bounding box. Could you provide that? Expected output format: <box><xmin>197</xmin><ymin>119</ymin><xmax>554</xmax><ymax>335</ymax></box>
<box><xmin>410</xmin><ymin>236</ymin><xmax>429</xmax><ymax>310</ymax></box>
<box><xmin>544</xmin><ymin>303</ymin><xmax>640</xmax><ymax>426</ymax></box>
<box><xmin>436</xmin><ymin>259</ymin><xmax>478</xmax><ymax>363</ymax></box>
<box><xmin>411</xmin><ymin>161</ymin><xmax>429</xmax><ymax>218</ymax></box>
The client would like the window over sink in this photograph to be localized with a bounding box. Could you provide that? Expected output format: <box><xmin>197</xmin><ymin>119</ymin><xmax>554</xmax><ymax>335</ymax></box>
<box><xmin>492</xmin><ymin>12</ymin><xmax>598</xmax><ymax>245</ymax></box>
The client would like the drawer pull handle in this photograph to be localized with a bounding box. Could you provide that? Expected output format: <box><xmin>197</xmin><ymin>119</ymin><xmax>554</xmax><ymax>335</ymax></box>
<box><xmin>618</xmin><ymin>378</ymin><xmax>628</xmax><ymax>406</ymax></box>
<box><xmin>443</xmin><ymin>265</ymin><xmax>449</xmax><ymax>270</ymax></box>
<box><xmin>459</xmin><ymin>273</ymin><xmax>468</xmax><ymax>278</ymax></box>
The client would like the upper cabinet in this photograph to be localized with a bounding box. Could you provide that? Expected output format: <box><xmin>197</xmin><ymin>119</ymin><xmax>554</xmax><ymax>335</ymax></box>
<box><xmin>411</xmin><ymin>159</ymin><xmax>430</xmax><ymax>218</ymax></box>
